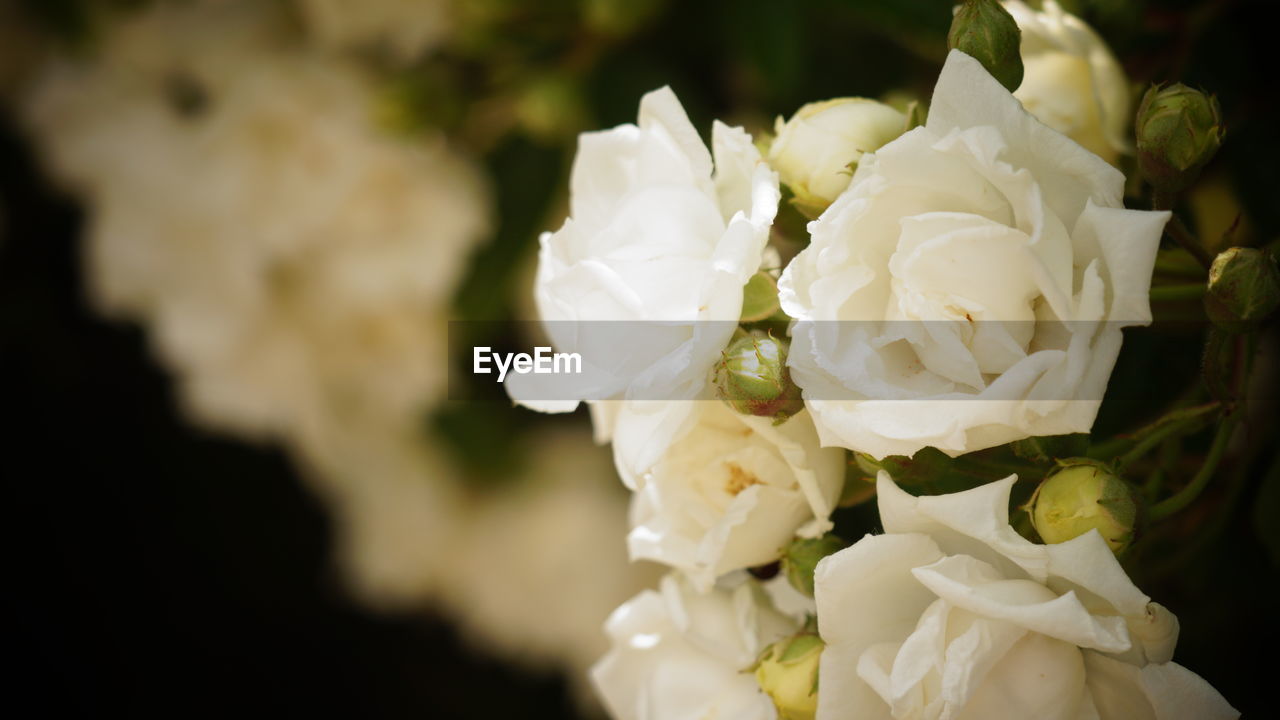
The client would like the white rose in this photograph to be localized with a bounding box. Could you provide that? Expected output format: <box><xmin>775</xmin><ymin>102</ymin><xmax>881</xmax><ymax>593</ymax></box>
<box><xmin>778</xmin><ymin>50</ymin><xmax>1169</xmax><ymax>459</ymax></box>
<box><xmin>592</xmin><ymin>573</ymin><xmax>796</xmax><ymax>720</ymax></box>
<box><xmin>813</xmin><ymin>472</ymin><xmax>1237</xmax><ymax>720</ymax></box>
<box><xmin>610</xmin><ymin>401</ymin><xmax>846</xmax><ymax>590</ymax></box>
<box><xmin>1005</xmin><ymin>0</ymin><xmax>1132</xmax><ymax>164</ymax></box>
<box><xmin>769</xmin><ymin>98</ymin><xmax>906</xmax><ymax>210</ymax></box>
<box><xmin>510</xmin><ymin>85</ymin><xmax>779</xmax><ymax>414</ymax></box>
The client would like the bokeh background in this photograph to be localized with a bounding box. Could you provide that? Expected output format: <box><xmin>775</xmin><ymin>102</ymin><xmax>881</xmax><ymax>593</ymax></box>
<box><xmin>2</xmin><ymin>0</ymin><xmax>1277</xmax><ymax>717</ymax></box>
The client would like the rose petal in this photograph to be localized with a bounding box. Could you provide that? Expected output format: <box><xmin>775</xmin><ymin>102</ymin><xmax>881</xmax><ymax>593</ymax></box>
<box><xmin>1083</xmin><ymin>652</ymin><xmax>1239</xmax><ymax>720</ymax></box>
<box><xmin>814</xmin><ymin>533</ymin><xmax>946</xmax><ymax>720</ymax></box>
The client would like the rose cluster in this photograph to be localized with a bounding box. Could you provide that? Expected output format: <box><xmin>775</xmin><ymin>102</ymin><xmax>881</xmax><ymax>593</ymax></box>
<box><xmin>515</xmin><ymin>1</ymin><xmax>1243</xmax><ymax>718</ymax></box>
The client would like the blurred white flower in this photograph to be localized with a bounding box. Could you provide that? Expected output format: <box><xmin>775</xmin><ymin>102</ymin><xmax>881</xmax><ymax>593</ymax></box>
<box><xmin>593</xmin><ymin>573</ymin><xmax>796</xmax><ymax>720</ymax></box>
<box><xmin>293</xmin><ymin>411</ymin><xmax>466</xmax><ymax>607</ymax></box>
<box><xmin>294</xmin><ymin>0</ymin><xmax>454</xmax><ymax>62</ymax></box>
<box><xmin>511</xmin><ymin>85</ymin><xmax>779</xmax><ymax>419</ymax></box>
<box><xmin>1005</xmin><ymin>0</ymin><xmax>1132</xmax><ymax>164</ymax></box>
<box><xmin>436</xmin><ymin>427</ymin><xmax>662</xmax><ymax>706</ymax></box>
<box><xmin>813</xmin><ymin>472</ymin><xmax>1237</xmax><ymax>720</ymax></box>
<box><xmin>769</xmin><ymin>98</ymin><xmax>906</xmax><ymax>210</ymax></box>
<box><xmin>23</xmin><ymin>0</ymin><xmax>488</xmax><ymax>440</ymax></box>
<box><xmin>21</xmin><ymin>0</ymin><xmax>487</xmax><ymax>608</ymax></box>
<box><xmin>610</xmin><ymin>401</ymin><xmax>844</xmax><ymax>591</ymax></box>
<box><xmin>779</xmin><ymin>51</ymin><xmax>1168</xmax><ymax>459</ymax></box>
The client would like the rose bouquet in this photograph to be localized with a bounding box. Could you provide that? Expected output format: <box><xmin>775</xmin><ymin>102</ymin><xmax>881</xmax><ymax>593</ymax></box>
<box><xmin>513</xmin><ymin>1</ymin><xmax>1273</xmax><ymax>718</ymax></box>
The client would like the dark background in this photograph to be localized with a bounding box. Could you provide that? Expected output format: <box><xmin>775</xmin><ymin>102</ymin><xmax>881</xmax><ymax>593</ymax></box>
<box><xmin>4</xmin><ymin>0</ymin><xmax>1279</xmax><ymax>717</ymax></box>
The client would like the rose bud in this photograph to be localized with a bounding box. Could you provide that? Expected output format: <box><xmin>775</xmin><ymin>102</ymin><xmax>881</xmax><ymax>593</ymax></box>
<box><xmin>1136</xmin><ymin>83</ymin><xmax>1223</xmax><ymax>193</ymax></box>
<box><xmin>768</xmin><ymin>98</ymin><xmax>906</xmax><ymax>216</ymax></box>
<box><xmin>714</xmin><ymin>332</ymin><xmax>805</xmax><ymax>422</ymax></box>
<box><xmin>753</xmin><ymin>630</ymin><xmax>824</xmax><ymax>720</ymax></box>
<box><xmin>1030</xmin><ymin>460</ymin><xmax>1140</xmax><ymax>554</ymax></box>
<box><xmin>948</xmin><ymin>0</ymin><xmax>1025</xmax><ymax>92</ymax></box>
<box><xmin>781</xmin><ymin>533</ymin><xmax>845</xmax><ymax>597</ymax></box>
<box><xmin>1204</xmin><ymin>246</ymin><xmax>1280</xmax><ymax>334</ymax></box>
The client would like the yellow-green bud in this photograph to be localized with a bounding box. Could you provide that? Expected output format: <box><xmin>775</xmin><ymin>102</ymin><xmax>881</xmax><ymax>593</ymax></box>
<box><xmin>782</xmin><ymin>534</ymin><xmax>845</xmax><ymax>597</ymax></box>
<box><xmin>1030</xmin><ymin>460</ymin><xmax>1139</xmax><ymax>554</ymax></box>
<box><xmin>515</xmin><ymin>73</ymin><xmax>588</xmax><ymax>141</ymax></box>
<box><xmin>754</xmin><ymin>631</ymin><xmax>824</xmax><ymax>720</ymax></box>
<box><xmin>1204</xmin><ymin>247</ymin><xmax>1280</xmax><ymax>334</ymax></box>
<box><xmin>714</xmin><ymin>332</ymin><xmax>805</xmax><ymax>422</ymax></box>
<box><xmin>740</xmin><ymin>271</ymin><xmax>783</xmax><ymax>323</ymax></box>
<box><xmin>1136</xmin><ymin>84</ymin><xmax>1224</xmax><ymax>193</ymax></box>
<box><xmin>948</xmin><ymin>0</ymin><xmax>1024</xmax><ymax>92</ymax></box>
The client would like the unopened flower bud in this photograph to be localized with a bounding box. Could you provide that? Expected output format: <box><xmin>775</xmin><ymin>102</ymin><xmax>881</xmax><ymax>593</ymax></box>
<box><xmin>714</xmin><ymin>332</ymin><xmax>805</xmax><ymax>422</ymax></box>
<box><xmin>769</xmin><ymin>98</ymin><xmax>906</xmax><ymax>215</ymax></box>
<box><xmin>949</xmin><ymin>0</ymin><xmax>1024</xmax><ymax>92</ymax></box>
<box><xmin>1203</xmin><ymin>247</ymin><xmax>1280</xmax><ymax>333</ymax></box>
<box><xmin>1030</xmin><ymin>460</ymin><xmax>1139</xmax><ymax>553</ymax></box>
<box><xmin>515</xmin><ymin>73</ymin><xmax>587</xmax><ymax>141</ymax></box>
<box><xmin>1136</xmin><ymin>84</ymin><xmax>1223</xmax><ymax>193</ymax></box>
<box><xmin>740</xmin><ymin>271</ymin><xmax>783</xmax><ymax>322</ymax></box>
<box><xmin>782</xmin><ymin>534</ymin><xmax>845</xmax><ymax>597</ymax></box>
<box><xmin>754</xmin><ymin>631</ymin><xmax>824</xmax><ymax>720</ymax></box>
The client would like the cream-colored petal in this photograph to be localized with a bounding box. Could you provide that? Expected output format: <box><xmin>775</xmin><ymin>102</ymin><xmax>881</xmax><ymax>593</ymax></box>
<box><xmin>911</xmin><ymin>555</ymin><xmax>1132</xmax><ymax>653</ymax></box>
<box><xmin>814</xmin><ymin>533</ymin><xmax>946</xmax><ymax>720</ymax></box>
<box><xmin>1083</xmin><ymin>652</ymin><xmax>1238</xmax><ymax>720</ymax></box>
<box><xmin>926</xmin><ymin>50</ymin><xmax>1123</xmax><ymax>224</ymax></box>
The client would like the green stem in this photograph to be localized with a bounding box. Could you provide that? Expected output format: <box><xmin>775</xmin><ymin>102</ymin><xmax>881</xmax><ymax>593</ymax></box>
<box><xmin>1090</xmin><ymin>401</ymin><xmax>1219</xmax><ymax>466</ymax></box>
<box><xmin>1165</xmin><ymin>215</ymin><xmax>1214</xmax><ymax>270</ymax></box>
<box><xmin>1148</xmin><ymin>416</ymin><xmax>1237</xmax><ymax>522</ymax></box>
<box><xmin>1152</xmin><ymin>188</ymin><xmax>1178</xmax><ymax>212</ymax></box>
<box><xmin>1201</xmin><ymin>327</ymin><xmax>1233</xmax><ymax>402</ymax></box>
<box><xmin>1153</xmin><ymin>249</ymin><xmax>1208</xmax><ymax>278</ymax></box>
<box><xmin>1143</xmin><ymin>467</ymin><xmax>1166</xmax><ymax>501</ymax></box>
<box><xmin>1149</xmin><ymin>283</ymin><xmax>1207</xmax><ymax>302</ymax></box>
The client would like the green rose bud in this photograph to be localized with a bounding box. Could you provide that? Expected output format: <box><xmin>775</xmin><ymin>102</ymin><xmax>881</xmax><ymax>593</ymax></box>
<box><xmin>1030</xmin><ymin>460</ymin><xmax>1140</xmax><ymax>554</ymax></box>
<box><xmin>782</xmin><ymin>534</ymin><xmax>845</xmax><ymax>597</ymax></box>
<box><xmin>754</xmin><ymin>631</ymin><xmax>824</xmax><ymax>720</ymax></box>
<box><xmin>948</xmin><ymin>0</ymin><xmax>1024</xmax><ymax>93</ymax></box>
<box><xmin>1203</xmin><ymin>247</ymin><xmax>1280</xmax><ymax>333</ymax></box>
<box><xmin>713</xmin><ymin>332</ymin><xmax>805</xmax><ymax>422</ymax></box>
<box><xmin>1136</xmin><ymin>84</ymin><xmax>1224</xmax><ymax>193</ymax></box>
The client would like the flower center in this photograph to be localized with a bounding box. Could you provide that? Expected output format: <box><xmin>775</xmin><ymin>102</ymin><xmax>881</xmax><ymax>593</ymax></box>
<box><xmin>723</xmin><ymin>462</ymin><xmax>762</xmax><ymax>496</ymax></box>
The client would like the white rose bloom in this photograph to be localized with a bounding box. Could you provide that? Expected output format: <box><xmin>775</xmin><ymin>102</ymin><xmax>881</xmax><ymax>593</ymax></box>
<box><xmin>610</xmin><ymin>401</ymin><xmax>845</xmax><ymax>591</ymax></box>
<box><xmin>593</xmin><ymin>573</ymin><xmax>796</xmax><ymax>720</ymax></box>
<box><xmin>778</xmin><ymin>51</ymin><xmax>1169</xmax><ymax>459</ymax></box>
<box><xmin>769</xmin><ymin>98</ymin><xmax>906</xmax><ymax>210</ymax></box>
<box><xmin>814</xmin><ymin>472</ymin><xmax>1237</xmax><ymax>720</ymax></box>
<box><xmin>511</xmin><ymin>86</ymin><xmax>779</xmax><ymax>417</ymax></box>
<box><xmin>1005</xmin><ymin>0</ymin><xmax>1132</xmax><ymax>164</ymax></box>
